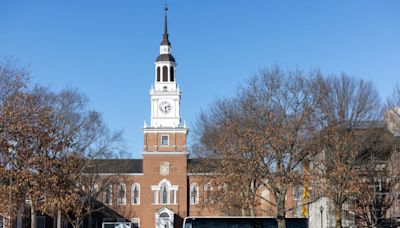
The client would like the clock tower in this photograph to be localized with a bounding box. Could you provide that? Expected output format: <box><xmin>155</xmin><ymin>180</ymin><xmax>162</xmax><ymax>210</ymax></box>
<box><xmin>144</xmin><ymin>7</ymin><xmax>188</xmax><ymax>154</ymax></box>
<box><xmin>142</xmin><ymin>8</ymin><xmax>189</xmax><ymax>227</ymax></box>
<box><xmin>149</xmin><ymin>10</ymin><xmax>181</xmax><ymax>128</ymax></box>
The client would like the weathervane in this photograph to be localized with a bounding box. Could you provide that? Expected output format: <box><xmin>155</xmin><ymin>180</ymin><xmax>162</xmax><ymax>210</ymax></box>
<box><xmin>164</xmin><ymin>1</ymin><xmax>168</xmax><ymax>13</ymax></box>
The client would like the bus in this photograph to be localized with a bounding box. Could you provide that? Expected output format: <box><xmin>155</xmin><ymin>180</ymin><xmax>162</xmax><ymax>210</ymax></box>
<box><xmin>183</xmin><ymin>217</ymin><xmax>308</xmax><ymax>228</ymax></box>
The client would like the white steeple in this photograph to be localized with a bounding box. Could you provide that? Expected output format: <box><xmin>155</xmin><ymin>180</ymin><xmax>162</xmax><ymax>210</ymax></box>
<box><xmin>149</xmin><ymin>6</ymin><xmax>181</xmax><ymax>128</ymax></box>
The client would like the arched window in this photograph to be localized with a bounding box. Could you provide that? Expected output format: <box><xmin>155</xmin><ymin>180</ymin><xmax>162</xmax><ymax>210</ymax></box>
<box><xmin>204</xmin><ymin>182</ymin><xmax>213</xmax><ymax>204</ymax></box>
<box><xmin>170</xmin><ymin>66</ymin><xmax>174</xmax><ymax>82</ymax></box>
<box><xmin>152</xmin><ymin>179</ymin><xmax>177</xmax><ymax>205</ymax></box>
<box><xmin>132</xmin><ymin>183</ymin><xmax>140</xmax><ymax>205</ymax></box>
<box><xmin>117</xmin><ymin>183</ymin><xmax>126</xmax><ymax>205</ymax></box>
<box><xmin>190</xmin><ymin>183</ymin><xmax>199</xmax><ymax>205</ymax></box>
<box><xmin>160</xmin><ymin>183</ymin><xmax>168</xmax><ymax>204</ymax></box>
<box><xmin>163</xmin><ymin>66</ymin><xmax>168</xmax><ymax>82</ymax></box>
<box><xmin>103</xmin><ymin>184</ymin><xmax>112</xmax><ymax>205</ymax></box>
<box><xmin>92</xmin><ymin>183</ymin><xmax>99</xmax><ymax>196</ymax></box>
<box><xmin>159</xmin><ymin>213</ymin><xmax>170</xmax><ymax>228</ymax></box>
<box><xmin>157</xmin><ymin>67</ymin><xmax>161</xmax><ymax>82</ymax></box>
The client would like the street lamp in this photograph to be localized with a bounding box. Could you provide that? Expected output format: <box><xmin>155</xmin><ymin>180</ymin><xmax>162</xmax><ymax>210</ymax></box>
<box><xmin>8</xmin><ymin>140</ymin><xmax>17</xmax><ymax>228</ymax></box>
<box><xmin>320</xmin><ymin>205</ymin><xmax>324</xmax><ymax>228</ymax></box>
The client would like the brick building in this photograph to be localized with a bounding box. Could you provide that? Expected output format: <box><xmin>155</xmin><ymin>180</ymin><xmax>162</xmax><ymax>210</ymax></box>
<box><xmin>83</xmin><ymin>10</ymin><xmax>299</xmax><ymax>228</ymax></box>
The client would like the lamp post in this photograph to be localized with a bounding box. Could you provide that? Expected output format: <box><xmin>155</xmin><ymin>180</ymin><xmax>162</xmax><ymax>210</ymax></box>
<box><xmin>320</xmin><ymin>205</ymin><xmax>324</xmax><ymax>228</ymax></box>
<box><xmin>8</xmin><ymin>140</ymin><xmax>17</xmax><ymax>228</ymax></box>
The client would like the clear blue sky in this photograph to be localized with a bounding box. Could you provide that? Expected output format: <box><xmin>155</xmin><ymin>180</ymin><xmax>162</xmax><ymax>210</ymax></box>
<box><xmin>1</xmin><ymin>1</ymin><xmax>399</xmax><ymax>158</ymax></box>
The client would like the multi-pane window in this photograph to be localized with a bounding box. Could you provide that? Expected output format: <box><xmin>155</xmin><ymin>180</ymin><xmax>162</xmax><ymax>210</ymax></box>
<box><xmin>204</xmin><ymin>182</ymin><xmax>212</xmax><ymax>204</ymax></box>
<box><xmin>293</xmin><ymin>185</ymin><xmax>303</xmax><ymax>201</ymax></box>
<box><xmin>132</xmin><ymin>183</ymin><xmax>140</xmax><ymax>205</ymax></box>
<box><xmin>117</xmin><ymin>183</ymin><xmax>126</xmax><ymax>205</ymax></box>
<box><xmin>152</xmin><ymin>180</ymin><xmax>178</xmax><ymax>205</ymax></box>
<box><xmin>104</xmin><ymin>185</ymin><xmax>112</xmax><ymax>205</ymax></box>
<box><xmin>261</xmin><ymin>188</ymin><xmax>269</xmax><ymax>204</ymax></box>
<box><xmin>131</xmin><ymin>218</ymin><xmax>140</xmax><ymax>228</ymax></box>
<box><xmin>190</xmin><ymin>183</ymin><xmax>199</xmax><ymax>205</ymax></box>
<box><xmin>92</xmin><ymin>183</ymin><xmax>99</xmax><ymax>201</ymax></box>
<box><xmin>171</xmin><ymin>190</ymin><xmax>177</xmax><ymax>204</ymax></box>
<box><xmin>161</xmin><ymin>184</ymin><xmax>168</xmax><ymax>204</ymax></box>
<box><xmin>161</xmin><ymin>135</ymin><xmax>169</xmax><ymax>146</ymax></box>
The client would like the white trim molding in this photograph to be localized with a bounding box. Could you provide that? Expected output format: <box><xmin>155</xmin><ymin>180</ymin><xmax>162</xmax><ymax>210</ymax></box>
<box><xmin>142</xmin><ymin>151</ymin><xmax>188</xmax><ymax>155</ymax></box>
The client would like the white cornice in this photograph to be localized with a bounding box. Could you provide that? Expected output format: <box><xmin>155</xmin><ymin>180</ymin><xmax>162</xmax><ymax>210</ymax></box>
<box><xmin>142</xmin><ymin>151</ymin><xmax>188</xmax><ymax>155</ymax></box>
<box><xmin>142</xmin><ymin>127</ymin><xmax>189</xmax><ymax>133</ymax></box>
<box><xmin>83</xmin><ymin>173</ymin><xmax>144</xmax><ymax>176</ymax></box>
<box><xmin>187</xmin><ymin>173</ymin><xmax>216</xmax><ymax>176</ymax></box>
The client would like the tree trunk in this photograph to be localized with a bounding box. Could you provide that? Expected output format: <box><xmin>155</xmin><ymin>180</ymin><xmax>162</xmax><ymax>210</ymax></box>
<box><xmin>249</xmin><ymin>180</ymin><xmax>256</xmax><ymax>217</ymax></box>
<box><xmin>249</xmin><ymin>203</ymin><xmax>255</xmax><ymax>217</ymax></box>
<box><xmin>76</xmin><ymin>218</ymin><xmax>81</xmax><ymax>228</ymax></box>
<box><xmin>57</xmin><ymin>206</ymin><xmax>62</xmax><ymax>228</ymax></box>
<box><xmin>335</xmin><ymin>205</ymin><xmax>342</xmax><ymax>228</ymax></box>
<box><xmin>30</xmin><ymin>204</ymin><xmax>36</xmax><ymax>228</ymax></box>
<box><xmin>276</xmin><ymin>196</ymin><xmax>286</xmax><ymax>228</ymax></box>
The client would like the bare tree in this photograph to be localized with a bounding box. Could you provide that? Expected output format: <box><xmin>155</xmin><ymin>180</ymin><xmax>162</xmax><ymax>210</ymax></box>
<box><xmin>0</xmin><ymin>57</ymin><xmax>30</xmax><ymax>227</ymax></box>
<box><xmin>314</xmin><ymin>74</ymin><xmax>381</xmax><ymax>228</ymax></box>
<box><xmin>0</xmin><ymin>57</ymin><xmax>29</xmax><ymax>105</ymax></box>
<box><xmin>194</xmin><ymin>66</ymin><xmax>323</xmax><ymax>228</ymax></box>
<box><xmin>0</xmin><ymin>60</ymin><xmax>122</xmax><ymax>228</ymax></box>
<box><xmin>30</xmin><ymin>87</ymin><xmax>123</xmax><ymax>228</ymax></box>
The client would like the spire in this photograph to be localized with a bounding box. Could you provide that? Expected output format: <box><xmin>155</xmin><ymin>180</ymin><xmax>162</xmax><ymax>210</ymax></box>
<box><xmin>161</xmin><ymin>4</ymin><xmax>171</xmax><ymax>46</ymax></box>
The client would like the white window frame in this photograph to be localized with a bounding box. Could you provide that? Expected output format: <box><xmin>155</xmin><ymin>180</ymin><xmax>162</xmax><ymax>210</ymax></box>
<box><xmin>171</xmin><ymin>189</ymin><xmax>177</xmax><ymax>204</ymax></box>
<box><xmin>131</xmin><ymin>218</ymin><xmax>140</xmax><ymax>228</ymax></box>
<box><xmin>161</xmin><ymin>135</ymin><xmax>169</xmax><ymax>146</ymax></box>
<box><xmin>160</xmin><ymin>183</ymin><xmax>169</xmax><ymax>204</ymax></box>
<box><xmin>261</xmin><ymin>188</ymin><xmax>269</xmax><ymax>203</ymax></box>
<box><xmin>151</xmin><ymin>179</ymin><xmax>178</xmax><ymax>205</ymax></box>
<box><xmin>131</xmin><ymin>183</ymin><xmax>140</xmax><ymax>205</ymax></box>
<box><xmin>117</xmin><ymin>183</ymin><xmax>126</xmax><ymax>205</ymax></box>
<box><xmin>190</xmin><ymin>183</ymin><xmax>199</xmax><ymax>205</ymax></box>
<box><xmin>293</xmin><ymin>185</ymin><xmax>303</xmax><ymax>201</ymax></box>
<box><xmin>153</xmin><ymin>189</ymin><xmax>158</xmax><ymax>204</ymax></box>
<box><xmin>92</xmin><ymin>183</ymin><xmax>99</xmax><ymax>193</ymax></box>
<box><xmin>102</xmin><ymin>222</ymin><xmax>130</xmax><ymax>228</ymax></box>
<box><xmin>204</xmin><ymin>182</ymin><xmax>213</xmax><ymax>204</ymax></box>
<box><xmin>103</xmin><ymin>184</ymin><xmax>112</xmax><ymax>205</ymax></box>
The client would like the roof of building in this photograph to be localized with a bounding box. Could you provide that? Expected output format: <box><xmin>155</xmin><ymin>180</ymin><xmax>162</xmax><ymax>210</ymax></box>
<box><xmin>83</xmin><ymin>159</ymin><xmax>143</xmax><ymax>174</ymax></box>
<box><xmin>82</xmin><ymin>158</ymin><xmax>217</xmax><ymax>175</ymax></box>
<box><xmin>188</xmin><ymin>158</ymin><xmax>218</xmax><ymax>173</ymax></box>
<box><xmin>160</xmin><ymin>10</ymin><xmax>171</xmax><ymax>46</ymax></box>
<box><xmin>156</xmin><ymin>54</ymin><xmax>175</xmax><ymax>62</ymax></box>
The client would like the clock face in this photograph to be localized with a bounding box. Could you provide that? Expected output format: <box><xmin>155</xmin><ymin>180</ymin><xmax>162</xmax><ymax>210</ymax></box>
<box><xmin>159</xmin><ymin>101</ymin><xmax>172</xmax><ymax>114</ymax></box>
